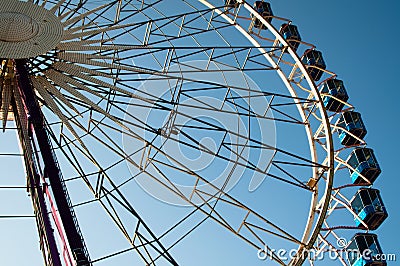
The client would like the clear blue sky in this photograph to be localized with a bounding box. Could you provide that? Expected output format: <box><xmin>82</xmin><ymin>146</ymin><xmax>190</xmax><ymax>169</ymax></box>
<box><xmin>278</xmin><ymin>0</ymin><xmax>399</xmax><ymax>260</ymax></box>
<box><xmin>0</xmin><ymin>0</ymin><xmax>398</xmax><ymax>265</ymax></box>
<box><xmin>273</xmin><ymin>0</ymin><xmax>400</xmax><ymax>262</ymax></box>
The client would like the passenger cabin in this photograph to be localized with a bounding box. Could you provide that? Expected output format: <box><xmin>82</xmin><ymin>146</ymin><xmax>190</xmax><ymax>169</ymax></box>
<box><xmin>346</xmin><ymin>233</ymin><xmax>386</xmax><ymax>266</ymax></box>
<box><xmin>351</xmin><ymin>188</ymin><xmax>388</xmax><ymax>230</ymax></box>
<box><xmin>279</xmin><ymin>24</ymin><xmax>301</xmax><ymax>52</ymax></box>
<box><xmin>251</xmin><ymin>1</ymin><xmax>273</xmax><ymax>29</ymax></box>
<box><xmin>301</xmin><ymin>49</ymin><xmax>326</xmax><ymax>81</ymax></box>
<box><xmin>321</xmin><ymin>79</ymin><xmax>349</xmax><ymax>112</ymax></box>
<box><xmin>347</xmin><ymin>148</ymin><xmax>381</xmax><ymax>185</ymax></box>
<box><xmin>337</xmin><ymin>111</ymin><xmax>367</xmax><ymax>146</ymax></box>
<box><xmin>225</xmin><ymin>0</ymin><xmax>239</xmax><ymax>8</ymax></box>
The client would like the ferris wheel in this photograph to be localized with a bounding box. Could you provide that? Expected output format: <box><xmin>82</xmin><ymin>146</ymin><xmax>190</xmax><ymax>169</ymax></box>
<box><xmin>0</xmin><ymin>0</ymin><xmax>388</xmax><ymax>265</ymax></box>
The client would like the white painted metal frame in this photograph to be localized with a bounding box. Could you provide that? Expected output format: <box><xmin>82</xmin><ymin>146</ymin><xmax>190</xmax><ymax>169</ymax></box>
<box><xmin>197</xmin><ymin>1</ymin><xmax>334</xmax><ymax>265</ymax></box>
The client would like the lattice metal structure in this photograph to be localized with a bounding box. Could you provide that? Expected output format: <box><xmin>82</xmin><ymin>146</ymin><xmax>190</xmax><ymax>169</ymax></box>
<box><xmin>0</xmin><ymin>1</ymin><xmax>386</xmax><ymax>265</ymax></box>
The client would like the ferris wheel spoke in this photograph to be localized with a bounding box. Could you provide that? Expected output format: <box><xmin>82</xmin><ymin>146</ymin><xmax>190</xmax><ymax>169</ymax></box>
<box><xmin>59</xmin><ymin>1</ymin><xmax>119</xmax><ymax>28</ymax></box>
<box><xmin>148</xmin><ymin>141</ymin><xmax>316</xmax><ymax>192</ymax></box>
<box><xmin>145</xmin><ymin>160</ymin><xmax>304</xmax><ymax>256</ymax></box>
<box><xmin>51</xmin><ymin>119</ymin><xmax>143</xmax><ymax>187</ymax></box>
<box><xmin>46</xmin><ymin>123</ymin><xmax>101</xmax><ymax>191</ymax></box>
<box><xmin>43</xmin><ymin>69</ymin><xmax>134</xmax><ymax>134</ymax></box>
<box><xmin>51</xmin><ymin>63</ymin><xmax>147</xmax><ymax>102</ymax></box>
<box><xmin>91</xmin><ymin>156</ymin><xmax>306</xmax><ymax>266</ymax></box>
<box><xmin>2</xmin><ymin>0</ymin><xmax>376</xmax><ymax>265</ymax></box>
<box><xmin>49</xmin><ymin>0</ymin><xmax>68</xmax><ymax>13</ymax></box>
<box><xmin>63</xmin><ymin>21</ymin><xmax>146</xmax><ymax>41</ymax></box>
<box><xmin>97</xmin><ymin>184</ymin><xmax>179</xmax><ymax>265</ymax></box>
<box><xmin>42</xmin><ymin>91</ymin><xmax>323</xmax><ymax>193</ymax></box>
<box><xmin>34</xmin><ymin>80</ymin><xmax>85</xmax><ymax>146</ymax></box>
<box><xmin>111</xmin><ymin>84</ymin><xmax>310</xmax><ymax>128</ymax></box>
<box><xmin>47</xmin><ymin>131</ymin><xmax>178</xmax><ymax>264</ymax></box>
<box><xmin>65</xmin><ymin>130</ymin><xmax>316</xmax><ymax>254</ymax></box>
<box><xmin>147</xmin><ymin>145</ymin><xmax>310</xmax><ymax>226</ymax></box>
<box><xmin>33</xmin><ymin>76</ymin><xmax>80</xmax><ymax>115</ymax></box>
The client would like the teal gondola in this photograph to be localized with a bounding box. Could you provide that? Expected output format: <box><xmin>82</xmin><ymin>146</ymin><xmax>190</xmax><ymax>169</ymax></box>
<box><xmin>301</xmin><ymin>49</ymin><xmax>326</xmax><ymax>81</ymax></box>
<box><xmin>321</xmin><ymin>79</ymin><xmax>349</xmax><ymax>112</ymax></box>
<box><xmin>251</xmin><ymin>1</ymin><xmax>273</xmax><ymax>29</ymax></box>
<box><xmin>279</xmin><ymin>24</ymin><xmax>301</xmax><ymax>52</ymax></box>
<box><xmin>337</xmin><ymin>111</ymin><xmax>367</xmax><ymax>146</ymax></box>
<box><xmin>225</xmin><ymin>0</ymin><xmax>239</xmax><ymax>8</ymax></box>
<box><xmin>351</xmin><ymin>188</ymin><xmax>388</xmax><ymax>230</ymax></box>
<box><xmin>346</xmin><ymin>233</ymin><xmax>387</xmax><ymax>266</ymax></box>
<box><xmin>347</xmin><ymin>148</ymin><xmax>381</xmax><ymax>185</ymax></box>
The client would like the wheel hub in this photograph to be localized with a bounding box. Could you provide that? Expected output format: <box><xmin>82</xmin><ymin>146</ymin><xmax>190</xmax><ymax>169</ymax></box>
<box><xmin>0</xmin><ymin>0</ymin><xmax>63</xmax><ymax>59</ymax></box>
<box><xmin>0</xmin><ymin>12</ymin><xmax>39</xmax><ymax>42</ymax></box>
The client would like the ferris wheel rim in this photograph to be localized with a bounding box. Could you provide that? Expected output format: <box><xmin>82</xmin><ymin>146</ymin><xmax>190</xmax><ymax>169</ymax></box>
<box><xmin>0</xmin><ymin>0</ymin><xmax>342</xmax><ymax>265</ymax></box>
<box><xmin>197</xmin><ymin>1</ymin><xmax>334</xmax><ymax>263</ymax></box>
<box><xmin>51</xmin><ymin>0</ymin><xmax>332</xmax><ymax>262</ymax></box>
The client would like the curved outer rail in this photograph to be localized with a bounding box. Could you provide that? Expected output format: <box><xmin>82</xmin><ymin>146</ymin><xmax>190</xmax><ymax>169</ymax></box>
<box><xmin>198</xmin><ymin>1</ymin><xmax>335</xmax><ymax>265</ymax></box>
